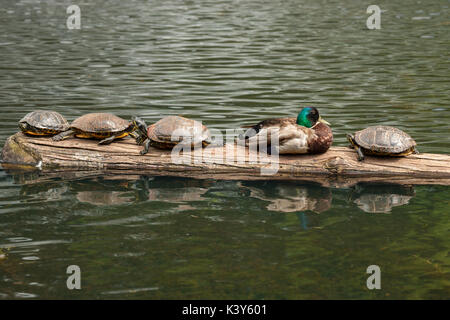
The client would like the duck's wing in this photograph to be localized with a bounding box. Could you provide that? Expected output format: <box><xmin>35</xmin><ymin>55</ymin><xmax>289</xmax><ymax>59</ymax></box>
<box><xmin>277</xmin><ymin>124</ymin><xmax>314</xmax><ymax>154</ymax></box>
<box><xmin>241</xmin><ymin>118</ymin><xmax>295</xmax><ymax>140</ymax></box>
<box><xmin>245</xmin><ymin>121</ymin><xmax>313</xmax><ymax>153</ymax></box>
<box><xmin>245</xmin><ymin>119</ymin><xmax>313</xmax><ymax>141</ymax></box>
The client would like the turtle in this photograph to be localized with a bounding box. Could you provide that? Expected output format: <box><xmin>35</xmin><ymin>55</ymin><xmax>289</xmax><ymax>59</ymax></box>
<box><xmin>18</xmin><ymin>110</ymin><xmax>70</xmax><ymax>136</ymax></box>
<box><xmin>132</xmin><ymin>115</ymin><xmax>212</xmax><ymax>155</ymax></box>
<box><xmin>52</xmin><ymin>113</ymin><xmax>138</xmax><ymax>145</ymax></box>
<box><xmin>347</xmin><ymin>125</ymin><xmax>418</xmax><ymax>161</ymax></box>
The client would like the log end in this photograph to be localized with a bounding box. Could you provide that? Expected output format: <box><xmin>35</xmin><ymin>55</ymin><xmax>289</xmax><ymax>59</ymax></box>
<box><xmin>1</xmin><ymin>133</ymin><xmax>41</xmax><ymax>167</ymax></box>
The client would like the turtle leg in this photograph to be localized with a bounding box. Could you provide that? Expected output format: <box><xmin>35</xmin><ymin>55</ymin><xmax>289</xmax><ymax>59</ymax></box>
<box><xmin>355</xmin><ymin>146</ymin><xmax>365</xmax><ymax>161</ymax></box>
<box><xmin>346</xmin><ymin>134</ymin><xmax>365</xmax><ymax>161</ymax></box>
<box><xmin>137</xmin><ymin>136</ymin><xmax>147</xmax><ymax>146</ymax></box>
<box><xmin>98</xmin><ymin>135</ymin><xmax>118</xmax><ymax>145</ymax></box>
<box><xmin>413</xmin><ymin>147</ymin><xmax>419</xmax><ymax>155</ymax></box>
<box><xmin>140</xmin><ymin>139</ymin><xmax>151</xmax><ymax>155</ymax></box>
<box><xmin>130</xmin><ymin>131</ymin><xmax>146</xmax><ymax>145</ymax></box>
<box><xmin>132</xmin><ymin>131</ymin><xmax>147</xmax><ymax>146</ymax></box>
<box><xmin>52</xmin><ymin>130</ymin><xmax>74</xmax><ymax>142</ymax></box>
<box><xmin>129</xmin><ymin>131</ymin><xmax>139</xmax><ymax>139</ymax></box>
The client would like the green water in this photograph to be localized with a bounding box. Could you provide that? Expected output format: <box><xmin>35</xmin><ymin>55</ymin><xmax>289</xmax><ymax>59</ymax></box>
<box><xmin>0</xmin><ymin>0</ymin><xmax>449</xmax><ymax>299</ymax></box>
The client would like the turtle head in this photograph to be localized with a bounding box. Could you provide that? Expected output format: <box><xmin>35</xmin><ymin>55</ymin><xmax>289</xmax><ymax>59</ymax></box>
<box><xmin>131</xmin><ymin>116</ymin><xmax>149</xmax><ymax>145</ymax></box>
<box><xmin>18</xmin><ymin>122</ymin><xmax>27</xmax><ymax>133</ymax></box>
<box><xmin>297</xmin><ymin>107</ymin><xmax>330</xmax><ymax>128</ymax></box>
<box><xmin>131</xmin><ymin>116</ymin><xmax>148</xmax><ymax>136</ymax></box>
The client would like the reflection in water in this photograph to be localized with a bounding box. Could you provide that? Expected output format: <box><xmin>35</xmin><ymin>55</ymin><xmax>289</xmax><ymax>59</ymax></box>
<box><xmin>10</xmin><ymin>169</ymin><xmax>416</xmax><ymax>214</ymax></box>
<box><xmin>140</xmin><ymin>176</ymin><xmax>210</xmax><ymax>203</ymax></box>
<box><xmin>14</xmin><ymin>174</ymin><xmax>211</xmax><ymax>207</ymax></box>
<box><xmin>20</xmin><ymin>183</ymin><xmax>69</xmax><ymax>201</ymax></box>
<box><xmin>74</xmin><ymin>176</ymin><xmax>210</xmax><ymax>206</ymax></box>
<box><xmin>76</xmin><ymin>191</ymin><xmax>133</xmax><ymax>206</ymax></box>
<box><xmin>0</xmin><ymin>248</ymin><xmax>8</xmax><ymax>260</ymax></box>
<box><xmin>8</xmin><ymin>171</ymin><xmax>210</xmax><ymax>207</ymax></box>
<box><xmin>350</xmin><ymin>184</ymin><xmax>416</xmax><ymax>213</ymax></box>
<box><xmin>0</xmin><ymin>168</ymin><xmax>447</xmax><ymax>299</ymax></box>
<box><xmin>239</xmin><ymin>181</ymin><xmax>332</xmax><ymax>213</ymax></box>
<box><xmin>147</xmin><ymin>188</ymin><xmax>207</xmax><ymax>202</ymax></box>
<box><xmin>4</xmin><ymin>166</ymin><xmax>419</xmax><ymax>217</ymax></box>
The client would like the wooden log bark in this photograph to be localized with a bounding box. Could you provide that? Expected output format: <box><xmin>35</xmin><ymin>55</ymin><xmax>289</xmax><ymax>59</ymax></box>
<box><xmin>1</xmin><ymin>132</ymin><xmax>450</xmax><ymax>187</ymax></box>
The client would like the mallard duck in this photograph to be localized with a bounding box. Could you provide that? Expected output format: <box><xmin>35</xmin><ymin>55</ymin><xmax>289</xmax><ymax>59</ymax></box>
<box><xmin>241</xmin><ymin>107</ymin><xmax>333</xmax><ymax>154</ymax></box>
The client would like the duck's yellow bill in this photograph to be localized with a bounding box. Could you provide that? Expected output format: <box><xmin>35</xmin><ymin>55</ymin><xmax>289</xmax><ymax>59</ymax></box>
<box><xmin>319</xmin><ymin>116</ymin><xmax>331</xmax><ymax>126</ymax></box>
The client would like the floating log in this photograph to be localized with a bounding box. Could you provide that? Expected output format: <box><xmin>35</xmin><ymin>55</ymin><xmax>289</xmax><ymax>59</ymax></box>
<box><xmin>1</xmin><ymin>132</ymin><xmax>450</xmax><ymax>187</ymax></box>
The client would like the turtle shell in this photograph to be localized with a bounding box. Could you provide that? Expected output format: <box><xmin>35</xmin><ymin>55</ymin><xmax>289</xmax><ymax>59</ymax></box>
<box><xmin>71</xmin><ymin>113</ymin><xmax>131</xmax><ymax>134</ymax></box>
<box><xmin>19</xmin><ymin>110</ymin><xmax>69</xmax><ymax>133</ymax></box>
<box><xmin>148</xmin><ymin>116</ymin><xmax>211</xmax><ymax>147</ymax></box>
<box><xmin>354</xmin><ymin>125</ymin><xmax>416</xmax><ymax>154</ymax></box>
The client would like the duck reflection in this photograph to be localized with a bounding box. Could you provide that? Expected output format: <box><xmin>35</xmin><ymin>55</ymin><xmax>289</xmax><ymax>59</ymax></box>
<box><xmin>350</xmin><ymin>183</ymin><xmax>415</xmax><ymax>213</ymax></box>
<box><xmin>239</xmin><ymin>181</ymin><xmax>332</xmax><ymax>213</ymax></box>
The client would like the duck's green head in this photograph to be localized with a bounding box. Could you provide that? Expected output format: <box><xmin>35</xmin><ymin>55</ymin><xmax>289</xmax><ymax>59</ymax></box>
<box><xmin>296</xmin><ymin>107</ymin><xmax>330</xmax><ymax>128</ymax></box>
